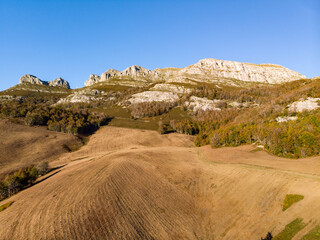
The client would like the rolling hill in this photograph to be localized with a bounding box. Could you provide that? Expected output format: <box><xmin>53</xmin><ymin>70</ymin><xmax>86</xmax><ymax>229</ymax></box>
<box><xmin>1</xmin><ymin>127</ymin><xmax>320</xmax><ymax>239</ymax></box>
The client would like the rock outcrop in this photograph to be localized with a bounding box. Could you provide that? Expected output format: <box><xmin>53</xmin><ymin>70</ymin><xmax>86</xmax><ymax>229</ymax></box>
<box><xmin>120</xmin><ymin>65</ymin><xmax>152</xmax><ymax>78</ymax></box>
<box><xmin>19</xmin><ymin>74</ymin><xmax>48</xmax><ymax>85</ymax></box>
<box><xmin>288</xmin><ymin>97</ymin><xmax>320</xmax><ymax>112</ymax></box>
<box><xmin>129</xmin><ymin>91</ymin><xmax>179</xmax><ymax>104</ymax></box>
<box><xmin>84</xmin><ymin>58</ymin><xmax>306</xmax><ymax>87</ymax></box>
<box><xmin>19</xmin><ymin>75</ymin><xmax>71</xmax><ymax>89</ymax></box>
<box><xmin>56</xmin><ymin>89</ymin><xmax>104</xmax><ymax>104</ymax></box>
<box><xmin>185</xmin><ymin>96</ymin><xmax>221</xmax><ymax>112</ymax></box>
<box><xmin>181</xmin><ymin>59</ymin><xmax>306</xmax><ymax>84</ymax></box>
<box><xmin>85</xmin><ymin>74</ymin><xmax>101</xmax><ymax>87</ymax></box>
<box><xmin>85</xmin><ymin>66</ymin><xmax>153</xmax><ymax>86</ymax></box>
<box><xmin>49</xmin><ymin>78</ymin><xmax>70</xmax><ymax>89</ymax></box>
<box><xmin>100</xmin><ymin>69</ymin><xmax>120</xmax><ymax>82</ymax></box>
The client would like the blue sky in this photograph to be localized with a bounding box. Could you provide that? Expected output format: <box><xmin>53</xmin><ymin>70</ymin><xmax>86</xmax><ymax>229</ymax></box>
<box><xmin>0</xmin><ymin>0</ymin><xmax>319</xmax><ymax>90</ymax></box>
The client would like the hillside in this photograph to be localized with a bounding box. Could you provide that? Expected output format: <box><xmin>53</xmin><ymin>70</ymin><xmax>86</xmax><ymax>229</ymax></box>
<box><xmin>1</xmin><ymin>127</ymin><xmax>320</xmax><ymax>239</ymax></box>
<box><xmin>1</xmin><ymin>72</ymin><xmax>319</xmax><ymax>159</ymax></box>
<box><xmin>0</xmin><ymin>119</ymin><xmax>81</xmax><ymax>177</ymax></box>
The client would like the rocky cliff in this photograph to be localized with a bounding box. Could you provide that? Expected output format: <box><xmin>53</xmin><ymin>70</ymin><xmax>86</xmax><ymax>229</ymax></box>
<box><xmin>85</xmin><ymin>58</ymin><xmax>306</xmax><ymax>86</ymax></box>
<box><xmin>49</xmin><ymin>78</ymin><xmax>70</xmax><ymax>89</ymax></box>
<box><xmin>19</xmin><ymin>75</ymin><xmax>71</xmax><ymax>89</ymax></box>
<box><xmin>19</xmin><ymin>74</ymin><xmax>48</xmax><ymax>86</ymax></box>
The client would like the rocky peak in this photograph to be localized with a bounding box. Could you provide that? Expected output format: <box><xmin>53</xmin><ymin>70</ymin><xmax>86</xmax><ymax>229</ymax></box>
<box><xmin>121</xmin><ymin>65</ymin><xmax>152</xmax><ymax>77</ymax></box>
<box><xmin>19</xmin><ymin>74</ymin><xmax>48</xmax><ymax>85</ymax></box>
<box><xmin>49</xmin><ymin>78</ymin><xmax>71</xmax><ymax>89</ymax></box>
<box><xmin>84</xmin><ymin>74</ymin><xmax>101</xmax><ymax>87</ymax></box>
<box><xmin>182</xmin><ymin>58</ymin><xmax>306</xmax><ymax>84</ymax></box>
<box><xmin>101</xmin><ymin>69</ymin><xmax>120</xmax><ymax>82</ymax></box>
<box><xmin>19</xmin><ymin>74</ymin><xmax>71</xmax><ymax>89</ymax></box>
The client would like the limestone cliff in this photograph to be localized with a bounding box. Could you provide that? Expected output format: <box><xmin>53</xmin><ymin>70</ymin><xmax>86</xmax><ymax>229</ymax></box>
<box><xmin>19</xmin><ymin>75</ymin><xmax>48</xmax><ymax>85</ymax></box>
<box><xmin>49</xmin><ymin>78</ymin><xmax>70</xmax><ymax>89</ymax></box>
<box><xmin>19</xmin><ymin>75</ymin><xmax>71</xmax><ymax>89</ymax></box>
<box><xmin>85</xmin><ymin>58</ymin><xmax>306</xmax><ymax>87</ymax></box>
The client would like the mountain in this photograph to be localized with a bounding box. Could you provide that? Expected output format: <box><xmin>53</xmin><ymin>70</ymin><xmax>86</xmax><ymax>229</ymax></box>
<box><xmin>84</xmin><ymin>58</ymin><xmax>306</xmax><ymax>86</ymax></box>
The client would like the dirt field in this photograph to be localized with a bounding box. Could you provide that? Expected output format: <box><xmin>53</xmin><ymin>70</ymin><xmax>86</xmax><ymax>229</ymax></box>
<box><xmin>1</xmin><ymin>126</ymin><xmax>320</xmax><ymax>239</ymax></box>
<box><xmin>0</xmin><ymin>119</ymin><xmax>81</xmax><ymax>176</ymax></box>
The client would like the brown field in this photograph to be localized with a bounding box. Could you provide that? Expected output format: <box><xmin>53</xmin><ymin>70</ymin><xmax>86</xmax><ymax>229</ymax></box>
<box><xmin>1</xmin><ymin>126</ymin><xmax>320</xmax><ymax>239</ymax></box>
<box><xmin>0</xmin><ymin>119</ymin><xmax>81</xmax><ymax>177</ymax></box>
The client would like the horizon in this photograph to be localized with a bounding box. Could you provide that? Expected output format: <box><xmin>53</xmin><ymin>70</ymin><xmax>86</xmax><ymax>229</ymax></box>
<box><xmin>0</xmin><ymin>0</ymin><xmax>319</xmax><ymax>90</ymax></box>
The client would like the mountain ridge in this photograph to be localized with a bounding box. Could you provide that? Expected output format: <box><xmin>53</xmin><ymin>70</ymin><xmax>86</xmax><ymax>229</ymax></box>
<box><xmin>85</xmin><ymin>58</ymin><xmax>306</xmax><ymax>87</ymax></box>
<box><xmin>19</xmin><ymin>74</ymin><xmax>70</xmax><ymax>89</ymax></box>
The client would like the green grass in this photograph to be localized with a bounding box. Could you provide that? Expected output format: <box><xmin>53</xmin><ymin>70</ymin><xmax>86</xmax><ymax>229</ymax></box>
<box><xmin>250</xmin><ymin>148</ymin><xmax>263</xmax><ymax>153</ymax></box>
<box><xmin>302</xmin><ymin>225</ymin><xmax>320</xmax><ymax>240</ymax></box>
<box><xmin>274</xmin><ymin>218</ymin><xmax>307</xmax><ymax>240</ymax></box>
<box><xmin>283</xmin><ymin>194</ymin><xmax>304</xmax><ymax>211</ymax></box>
<box><xmin>0</xmin><ymin>201</ymin><xmax>14</xmax><ymax>212</ymax></box>
<box><xmin>92</xmin><ymin>105</ymin><xmax>191</xmax><ymax>131</ymax></box>
<box><xmin>91</xmin><ymin>105</ymin><xmax>131</xmax><ymax>119</ymax></box>
<box><xmin>109</xmin><ymin>118</ymin><xmax>159</xmax><ymax>130</ymax></box>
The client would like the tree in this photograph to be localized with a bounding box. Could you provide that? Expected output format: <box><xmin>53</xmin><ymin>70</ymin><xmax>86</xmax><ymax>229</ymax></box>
<box><xmin>260</xmin><ymin>232</ymin><xmax>273</xmax><ymax>240</ymax></box>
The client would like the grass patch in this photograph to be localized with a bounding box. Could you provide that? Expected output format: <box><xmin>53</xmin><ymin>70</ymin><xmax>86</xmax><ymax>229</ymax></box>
<box><xmin>302</xmin><ymin>225</ymin><xmax>320</xmax><ymax>240</ymax></box>
<box><xmin>0</xmin><ymin>201</ymin><xmax>14</xmax><ymax>212</ymax></box>
<box><xmin>250</xmin><ymin>148</ymin><xmax>263</xmax><ymax>153</ymax></box>
<box><xmin>97</xmin><ymin>106</ymin><xmax>191</xmax><ymax>131</ymax></box>
<box><xmin>283</xmin><ymin>194</ymin><xmax>304</xmax><ymax>211</ymax></box>
<box><xmin>91</xmin><ymin>105</ymin><xmax>131</xmax><ymax>119</ymax></box>
<box><xmin>109</xmin><ymin>118</ymin><xmax>159</xmax><ymax>130</ymax></box>
<box><xmin>273</xmin><ymin>218</ymin><xmax>307</xmax><ymax>240</ymax></box>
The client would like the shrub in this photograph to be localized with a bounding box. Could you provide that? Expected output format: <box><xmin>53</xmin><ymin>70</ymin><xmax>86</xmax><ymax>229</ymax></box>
<box><xmin>0</xmin><ymin>165</ymin><xmax>45</xmax><ymax>200</ymax></box>
<box><xmin>36</xmin><ymin>162</ymin><xmax>49</xmax><ymax>176</ymax></box>
<box><xmin>158</xmin><ymin>121</ymin><xmax>169</xmax><ymax>134</ymax></box>
<box><xmin>0</xmin><ymin>182</ymin><xmax>8</xmax><ymax>200</ymax></box>
<box><xmin>25</xmin><ymin>112</ymin><xmax>46</xmax><ymax>126</ymax></box>
<box><xmin>260</xmin><ymin>232</ymin><xmax>273</xmax><ymax>240</ymax></box>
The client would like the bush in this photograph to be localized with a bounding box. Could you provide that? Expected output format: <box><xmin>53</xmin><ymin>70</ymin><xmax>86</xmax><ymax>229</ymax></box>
<box><xmin>158</xmin><ymin>121</ymin><xmax>170</xmax><ymax>134</ymax></box>
<box><xmin>25</xmin><ymin>112</ymin><xmax>46</xmax><ymax>126</ymax></box>
<box><xmin>260</xmin><ymin>232</ymin><xmax>273</xmax><ymax>240</ymax></box>
<box><xmin>0</xmin><ymin>165</ymin><xmax>46</xmax><ymax>200</ymax></box>
<box><xmin>36</xmin><ymin>162</ymin><xmax>49</xmax><ymax>176</ymax></box>
<box><xmin>0</xmin><ymin>182</ymin><xmax>8</xmax><ymax>200</ymax></box>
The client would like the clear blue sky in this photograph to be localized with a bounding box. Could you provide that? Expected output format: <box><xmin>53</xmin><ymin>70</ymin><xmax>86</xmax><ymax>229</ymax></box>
<box><xmin>0</xmin><ymin>0</ymin><xmax>319</xmax><ymax>90</ymax></box>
